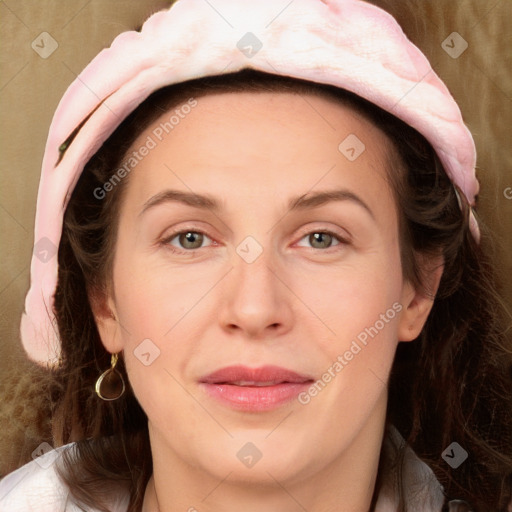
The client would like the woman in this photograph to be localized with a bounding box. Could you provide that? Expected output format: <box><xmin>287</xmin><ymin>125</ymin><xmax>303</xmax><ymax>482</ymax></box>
<box><xmin>1</xmin><ymin>0</ymin><xmax>511</xmax><ymax>510</ymax></box>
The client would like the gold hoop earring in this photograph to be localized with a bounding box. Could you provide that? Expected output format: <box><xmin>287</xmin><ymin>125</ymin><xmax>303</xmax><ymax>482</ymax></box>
<box><xmin>95</xmin><ymin>353</ymin><xmax>125</xmax><ymax>401</ymax></box>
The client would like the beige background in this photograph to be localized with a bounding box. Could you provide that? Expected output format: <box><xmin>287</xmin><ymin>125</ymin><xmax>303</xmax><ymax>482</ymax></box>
<box><xmin>0</xmin><ymin>0</ymin><xmax>511</xmax><ymax>474</ymax></box>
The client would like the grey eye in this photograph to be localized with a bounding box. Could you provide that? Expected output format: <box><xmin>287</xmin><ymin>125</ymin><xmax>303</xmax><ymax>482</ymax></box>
<box><xmin>178</xmin><ymin>231</ymin><xmax>204</xmax><ymax>249</ymax></box>
<box><xmin>308</xmin><ymin>232</ymin><xmax>336</xmax><ymax>249</ymax></box>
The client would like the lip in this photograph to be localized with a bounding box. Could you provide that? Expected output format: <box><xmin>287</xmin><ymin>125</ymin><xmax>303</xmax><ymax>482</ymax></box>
<box><xmin>199</xmin><ymin>365</ymin><xmax>314</xmax><ymax>412</ymax></box>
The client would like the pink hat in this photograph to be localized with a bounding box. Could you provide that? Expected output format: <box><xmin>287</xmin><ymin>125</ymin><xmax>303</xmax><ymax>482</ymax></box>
<box><xmin>21</xmin><ymin>0</ymin><xmax>480</xmax><ymax>365</ymax></box>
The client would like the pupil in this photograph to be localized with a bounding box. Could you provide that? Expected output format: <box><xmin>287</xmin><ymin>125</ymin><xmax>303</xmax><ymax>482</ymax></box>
<box><xmin>181</xmin><ymin>232</ymin><xmax>202</xmax><ymax>249</ymax></box>
<box><xmin>178</xmin><ymin>232</ymin><xmax>333</xmax><ymax>250</ymax></box>
<box><xmin>311</xmin><ymin>232</ymin><xmax>331</xmax><ymax>248</ymax></box>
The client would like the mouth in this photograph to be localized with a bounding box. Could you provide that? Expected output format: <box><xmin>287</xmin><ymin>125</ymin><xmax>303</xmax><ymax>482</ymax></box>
<box><xmin>199</xmin><ymin>365</ymin><xmax>314</xmax><ymax>412</ymax></box>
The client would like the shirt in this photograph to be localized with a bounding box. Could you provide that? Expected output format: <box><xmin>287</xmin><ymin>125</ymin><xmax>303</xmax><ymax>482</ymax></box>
<box><xmin>0</xmin><ymin>426</ymin><xmax>474</xmax><ymax>511</ymax></box>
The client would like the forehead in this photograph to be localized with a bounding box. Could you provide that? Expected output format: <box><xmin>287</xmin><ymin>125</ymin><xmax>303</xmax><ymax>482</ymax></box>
<box><xmin>120</xmin><ymin>89</ymin><xmax>397</xmax><ymax>220</ymax></box>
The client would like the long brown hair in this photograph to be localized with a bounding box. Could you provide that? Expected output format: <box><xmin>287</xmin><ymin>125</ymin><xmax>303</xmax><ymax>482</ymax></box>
<box><xmin>51</xmin><ymin>68</ymin><xmax>512</xmax><ymax>511</ymax></box>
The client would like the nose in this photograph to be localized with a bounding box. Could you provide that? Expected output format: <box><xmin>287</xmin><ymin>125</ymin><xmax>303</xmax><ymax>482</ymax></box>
<box><xmin>216</xmin><ymin>246</ymin><xmax>294</xmax><ymax>340</ymax></box>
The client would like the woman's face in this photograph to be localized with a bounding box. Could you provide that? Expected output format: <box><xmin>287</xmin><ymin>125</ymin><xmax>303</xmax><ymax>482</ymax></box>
<box><xmin>95</xmin><ymin>89</ymin><xmax>434</xmax><ymax>496</ymax></box>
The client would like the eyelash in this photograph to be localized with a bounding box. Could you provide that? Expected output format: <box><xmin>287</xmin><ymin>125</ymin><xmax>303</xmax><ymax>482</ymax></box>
<box><xmin>159</xmin><ymin>227</ymin><xmax>350</xmax><ymax>255</ymax></box>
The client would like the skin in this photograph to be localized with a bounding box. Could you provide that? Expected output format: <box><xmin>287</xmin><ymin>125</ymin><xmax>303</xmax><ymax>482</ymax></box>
<box><xmin>92</xmin><ymin>90</ymin><xmax>442</xmax><ymax>512</ymax></box>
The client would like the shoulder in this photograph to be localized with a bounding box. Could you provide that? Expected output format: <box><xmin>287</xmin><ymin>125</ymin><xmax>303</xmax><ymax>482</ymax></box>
<box><xmin>0</xmin><ymin>442</ymin><xmax>120</xmax><ymax>512</ymax></box>
<box><xmin>0</xmin><ymin>441</ymin><xmax>131</xmax><ymax>512</ymax></box>
<box><xmin>375</xmin><ymin>424</ymin><xmax>446</xmax><ymax>512</ymax></box>
<box><xmin>0</xmin><ymin>443</ymin><xmax>84</xmax><ymax>511</ymax></box>
<box><xmin>375</xmin><ymin>425</ymin><xmax>490</xmax><ymax>512</ymax></box>
<box><xmin>0</xmin><ymin>442</ymin><xmax>73</xmax><ymax>511</ymax></box>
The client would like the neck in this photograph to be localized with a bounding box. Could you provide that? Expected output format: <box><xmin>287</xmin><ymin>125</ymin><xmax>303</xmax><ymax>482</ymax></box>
<box><xmin>143</xmin><ymin>396</ymin><xmax>387</xmax><ymax>512</ymax></box>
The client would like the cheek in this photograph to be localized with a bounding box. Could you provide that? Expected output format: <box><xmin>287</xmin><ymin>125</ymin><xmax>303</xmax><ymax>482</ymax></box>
<box><xmin>292</xmin><ymin>247</ymin><xmax>404</xmax><ymax>402</ymax></box>
<box><xmin>110</xmin><ymin>247</ymin><xmax>214</xmax><ymax>397</ymax></box>
<box><xmin>299</xmin><ymin>250</ymin><xmax>403</xmax><ymax>348</ymax></box>
<box><xmin>111</xmin><ymin>244</ymin><xmax>209</xmax><ymax>340</ymax></box>
<box><xmin>292</xmin><ymin>260</ymin><xmax>403</xmax><ymax>433</ymax></box>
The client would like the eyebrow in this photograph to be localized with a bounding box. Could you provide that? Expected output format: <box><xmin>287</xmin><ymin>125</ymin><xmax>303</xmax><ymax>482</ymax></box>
<box><xmin>138</xmin><ymin>188</ymin><xmax>375</xmax><ymax>220</ymax></box>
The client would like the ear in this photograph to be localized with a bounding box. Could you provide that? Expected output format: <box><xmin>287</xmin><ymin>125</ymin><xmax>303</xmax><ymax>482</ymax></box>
<box><xmin>89</xmin><ymin>286</ymin><xmax>124</xmax><ymax>354</ymax></box>
<box><xmin>398</xmin><ymin>254</ymin><xmax>444</xmax><ymax>342</ymax></box>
